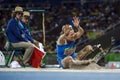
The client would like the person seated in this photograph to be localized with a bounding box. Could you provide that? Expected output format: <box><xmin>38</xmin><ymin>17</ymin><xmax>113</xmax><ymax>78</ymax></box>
<box><xmin>56</xmin><ymin>17</ymin><xmax>95</xmax><ymax>69</ymax></box>
<box><xmin>19</xmin><ymin>11</ymin><xmax>43</xmax><ymax>48</ymax></box>
<box><xmin>6</xmin><ymin>6</ymin><xmax>34</xmax><ymax>67</ymax></box>
<box><xmin>18</xmin><ymin>11</ymin><xmax>45</xmax><ymax>67</ymax></box>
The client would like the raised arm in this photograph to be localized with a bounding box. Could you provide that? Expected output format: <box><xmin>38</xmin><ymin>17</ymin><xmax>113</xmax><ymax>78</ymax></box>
<box><xmin>72</xmin><ymin>17</ymin><xmax>84</xmax><ymax>40</ymax></box>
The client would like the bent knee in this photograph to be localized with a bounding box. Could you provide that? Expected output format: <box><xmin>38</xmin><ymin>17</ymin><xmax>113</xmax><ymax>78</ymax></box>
<box><xmin>84</xmin><ymin>45</ymin><xmax>93</xmax><ymax>52</ymax></box>
<box><xmin>65</xmin><ymin>56</ymin><xmax>73</xmax><ymax>61</ymax></box>
<box><xmin>62</xmin><ymin>56</ymin><xmax>73</xmax><ymax>68</ymax></box>
<box><xmin>27</xmin><ymin>43</ymin><xmax>34</xmax><ymax>49</ymax></box>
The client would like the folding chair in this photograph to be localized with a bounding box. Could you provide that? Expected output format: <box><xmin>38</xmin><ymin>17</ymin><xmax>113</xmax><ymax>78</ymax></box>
<box><xmin>2</xmin><ymin>28</ymin><xmax>24</xmax><ymax>67</ymax></box>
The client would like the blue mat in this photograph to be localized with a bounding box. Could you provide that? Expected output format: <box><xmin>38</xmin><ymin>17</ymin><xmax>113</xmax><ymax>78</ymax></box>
<box><xmin>0</xmin><ymin>71</ymin><xmax>120</xmax><ymax>80</ymax></box>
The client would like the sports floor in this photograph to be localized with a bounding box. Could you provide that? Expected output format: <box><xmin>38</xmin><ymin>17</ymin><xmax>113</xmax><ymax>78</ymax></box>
<box><xmin>0</xmin><ymin>67</ymin><xmax>120</xmax><ymax>80</ymax></box>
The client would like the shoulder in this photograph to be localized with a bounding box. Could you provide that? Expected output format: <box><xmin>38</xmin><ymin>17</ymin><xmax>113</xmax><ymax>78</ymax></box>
<box><xmin>8</xmin><ymin>18</ymin><xmax>16</xmax><ymax>25</ymax></box>
<box><xmin>9</xmin><ymin>18</ymin><xmax>16</xmax><ymax>22</ymax></box>
<box><xmin>57</xmin><ymin>34</ymin><xmax>66</xmax><ymax>45</ymax></box>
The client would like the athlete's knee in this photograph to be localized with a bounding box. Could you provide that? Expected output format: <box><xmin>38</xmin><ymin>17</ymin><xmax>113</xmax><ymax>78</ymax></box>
<box><xmin>83</xmin><ymin>45</ymin><xmax>93</xmax><ymax>52</ymax></box>
<box><xmin>62</xmin><ymin>56</ymin><xmax>73</xmax><ymax>68</ymax></box>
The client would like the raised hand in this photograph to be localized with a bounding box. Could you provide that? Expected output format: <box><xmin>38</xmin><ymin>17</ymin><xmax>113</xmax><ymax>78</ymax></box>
<box><xmin>72</xmin><ymin>16</ymin><xmax>80</xmax><ymax>28</ymax></box>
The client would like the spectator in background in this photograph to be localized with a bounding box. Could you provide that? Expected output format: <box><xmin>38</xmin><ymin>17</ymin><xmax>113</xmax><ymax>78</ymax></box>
<box><xmin>6</xmin><ymin>6</ymin><xmax>34</xmax><ymax>67</ymax></box>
